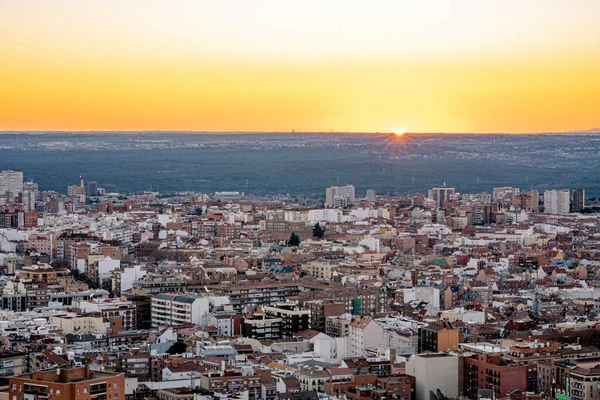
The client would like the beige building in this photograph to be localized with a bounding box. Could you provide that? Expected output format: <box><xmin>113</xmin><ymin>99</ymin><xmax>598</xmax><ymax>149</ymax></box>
<box><xmin>50</xmin><ymin>315</ymin><xmax>106</xmax><ymax>334</ymax></box>
<box><xmin>0</xmin><ymin>352</ymin><xmax>27</xmax><ymax>377</ymax></box>
<box><xmin>305</xmin><ymin>261</ymin><xmax>334</xmax><ymax>280</ymax></box>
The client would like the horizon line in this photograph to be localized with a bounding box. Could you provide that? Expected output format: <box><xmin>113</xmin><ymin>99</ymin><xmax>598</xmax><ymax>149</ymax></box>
<box><xmin>0</xmin><ymin>129</ymin><xmax>599</xmax><ymax>135</ymax></box>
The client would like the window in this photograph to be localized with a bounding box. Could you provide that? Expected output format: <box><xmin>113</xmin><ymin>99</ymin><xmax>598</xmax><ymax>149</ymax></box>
<box><xmin>114</xmin><ymin>395</ymin><xmax>118</xmax><ymax>399</ymax></box>
<box><xmin>56</xmin><ymin>391</ymin><xmax>60</xmax><ymax>396</ymax></box>
<box><xmin>84</xmin><ymin>388</ymin><xmax>88</xmax><ymax>394</ymax></box>
<box><xmin>113</xmin><ymin>383</ymin><xmax>118</xmax><ymax>388</ymax></box>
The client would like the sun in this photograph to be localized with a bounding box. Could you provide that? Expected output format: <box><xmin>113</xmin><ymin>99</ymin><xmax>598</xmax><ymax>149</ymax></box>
<box><xmin>393</xmin><ymin>128</ymin><xmax>406</xmax><ymax>137</ymax></box>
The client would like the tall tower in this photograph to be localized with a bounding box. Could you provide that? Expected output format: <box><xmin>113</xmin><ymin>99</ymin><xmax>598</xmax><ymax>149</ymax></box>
<box><xmin>79</xmin><ymin>173</ymin><xmax>86</xmax><ymax>204</ymax></box>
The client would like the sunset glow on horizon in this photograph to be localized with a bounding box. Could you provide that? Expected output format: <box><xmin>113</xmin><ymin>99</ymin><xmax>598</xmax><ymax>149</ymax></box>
<box><xmin>1</xmin><ymin>0</ymin><xmax>599</xmax><ymax>133</ymax></box>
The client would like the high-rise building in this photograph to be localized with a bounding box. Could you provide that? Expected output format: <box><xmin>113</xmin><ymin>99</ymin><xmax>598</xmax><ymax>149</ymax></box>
<box><xmin>544</xmin><ymin>189</ymin><xmax>570</xmax><ymax>214</ymax></box>
<box><xmin>0</xmin><ymin>170</ymin><xmax>24</xmax><ymax>205</ymax></box>
<box><xmin>528</xmin><ymin>189</ymin><xmax>539</xmax><ymax>212</ymax></box>
<box><xmin>573</xmin><ymin>188</ymin><xmax>585</xmax><ymax>212</ymax></box>
<box><xmin>428</xmin><ymin>184</ymin><xmax>456</xmax><ymax>209</ymax></box>
<box><xmin>87</xmin><ymin>180</ymin><xmax>98</xmax><ymax>196</ymax></box>
<box><xmin>22</xmin><ymin>181</ymin><xmax>39</xmax><ymax>211</ymax></box>
<box><xmin>325</xmin><ymin>185</ymin><xmax>355</xmax><ymax>207</ymax></box>
<box><xmin>366</xmin><ymin>189</ymin><xmax>376</xmax><ymax>201</ymax></box>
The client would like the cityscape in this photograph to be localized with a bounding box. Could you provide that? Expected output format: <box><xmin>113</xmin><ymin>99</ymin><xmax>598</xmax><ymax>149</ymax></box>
<box><xmin>1</xmin><ymin>168</ymin><xmax>600</xmax><ymax>400</ymax></box>
<box><xmin>2</xmin><ymin>1</ymin><xmax>600</xmax><ymax>400</ymax></box>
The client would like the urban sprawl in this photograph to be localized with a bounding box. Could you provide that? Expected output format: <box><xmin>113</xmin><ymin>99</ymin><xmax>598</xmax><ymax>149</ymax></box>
<box><xmin>1</xmin><ymin>170</ymin><xmax>600</xmax><ymax>400</ymax></box>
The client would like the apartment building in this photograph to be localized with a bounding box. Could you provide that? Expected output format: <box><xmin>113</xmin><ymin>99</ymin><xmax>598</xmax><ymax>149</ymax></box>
<box><xmin>79</xmin><ymin>298</ymin><xmax>136</xmax><ymax>332</ymax></box>
<box><xmin>151</xmin><ymin>293</ymin><xmax>210</xmax><ymax>328</ymax></box>
<box><xmin>9</xmin><ymin>367</ymin><xmax>124</xmax><ymax>400</ymax></box>
<box><xmin>263</xmin><ymin>303</ymin><xmax>310</xmax><ymax>338</ymax></box>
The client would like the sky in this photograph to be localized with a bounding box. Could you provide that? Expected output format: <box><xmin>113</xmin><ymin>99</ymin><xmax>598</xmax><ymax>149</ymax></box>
<box><xmin>1</xmin><ymin>0</ymin><xmax>599</xmax><ymax>133</ymax></box>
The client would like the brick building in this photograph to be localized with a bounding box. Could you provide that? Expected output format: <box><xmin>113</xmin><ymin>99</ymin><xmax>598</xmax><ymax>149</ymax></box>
<box><xmin>9</xmin><ymin>366</ymin><xmax>125</xmax><ymax>400</ymax></box>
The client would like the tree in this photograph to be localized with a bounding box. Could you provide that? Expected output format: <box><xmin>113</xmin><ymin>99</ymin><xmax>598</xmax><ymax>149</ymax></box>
<box><xmin>167</xmin><ymin>341</ymin><xmax>188</xmax><ymax>355</ymax></box>
<box><xmin>287</xmin><ymin>232</ymin><xmax>301</xmax><ymax>247</ymax></box>
<box><xmin>194</xmin><ymin>207</ymin><xmax>203</xmax><ymax>216</ymax></box>
<box><xmin>312</xmin><ymin>223</ymin><xmax>325</xmax><ymax>239</ymax></box>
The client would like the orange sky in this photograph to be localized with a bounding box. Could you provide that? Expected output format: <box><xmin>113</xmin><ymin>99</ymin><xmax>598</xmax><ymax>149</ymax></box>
<box><xmin>1</xmin><ymin>1</ymin><xmax>599</xmax><ymax>133</ymax></box>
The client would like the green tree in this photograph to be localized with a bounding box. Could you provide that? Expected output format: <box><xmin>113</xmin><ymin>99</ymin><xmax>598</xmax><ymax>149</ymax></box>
<box><xmin>312</xmin><ymin>223</ymin><xmax>325</xmax><ymax>239</ymax></box>
<box><xmin>287</xmin><ymin>232</ymin><xmax>301</xmax><ymax>247</ymax></box>
<box><xmin>194</xmin><ymin>207</ymin><xmax>203</xmax><ymax>216</ymax></box>
<box><xmin>167</xmin><ymin>341</ymin><xmax>188</xmax><ymax>355</ymax></box>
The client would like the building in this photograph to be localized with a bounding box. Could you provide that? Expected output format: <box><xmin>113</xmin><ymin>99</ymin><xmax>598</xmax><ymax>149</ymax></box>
<box><xmin>79</xmin><ymin>298</ymin><xmax>136</xmax><ymax>332</ymax></box>
<box><xmin>544</xmin><ymin>189</ymin><xmax>570</xmax><ymax>214</ymax></box>
<box><xmin>306</xmin><ymin>299</ymin><xmax>346</xmax><ymax>332</ymax></box>
<box><xmin>366</xmin><ymin>189</ymin><xmax>376</xmax><ymax>201</ymax></box>
<box><xmin>199</xmin><ymin>370</ymin><xmax>261</xmax><ymax>399</ymax></box>
<box><xmin>0</xmin><ymin>352</ymin><xmax>27</xmax><ymax>377</ymax></box>
<box><xmin>461</xmin><ymin>343</ymin><xmax>535</xmax><ymax>399</ymax></box>
<box><xmin>406</xmin><ymin>353</ymin><xmax>459</xmax><ymax>400</ymax></box>
<box><xmin>8</xmin><ymin>366</ymin><xmax>125</xmax><ymax>400</ymax></box>
<box><xmin>573</xmin><ymin>189</ymin><xmax>585</xmax><ymax>212</ymax></box>
<box><xmin>538</xmin><ymin>357</ymin><xmax>600</xmax><ymax>400</ymax></box>
<box><xmin>348</xmin><ymin>317</ymin><xmax>387</xmax><ymax>356</ymax></box>
<box><xmin>67</xmin><ymin>177</ymin><xmax>86</xmax><ymax>204</ymax></box>
<box><xmin>419</xmin><ymin>323</ymin><xmax>460</xmax><ymax>352</ymax></box>
<box><xmin>121</xmin><ymin>292</ymin><xmax>152</xmax><ymax>330</ymax></box>
<box><xmin>87</xmin><ymin>181</ymin><xmax>98</xmax><ymax>196</ymax></box>
<box><xmin>0</xmin><ymin>170</ymin><xmax>24</xmax><ymax>205</ymax></box>
<box><xmin>263</xmin><ymin>304</ymin><xmax>310</xmax><ymax>338</ymax></box>
<box><xmin>325</xmin><ymin>185</ymin><xmax>355</xmax><ymax>208</ymax></box>
<box><xmin>50</xmin><ymin>315</ymin><xmax>105</xmax><ymax>334</ymax></box>
<box><xmin>208</xmin><ymin>282</ymin><xmax>317</xmax><ymax>312</ymax></box>
<box><xmin>428</xmin><ymin>185</ymin><xmax>456</xmax><ymax>209</ymax></box>
<box><xmin>242</xmin><ymin>312</ymin><xmax>282</xmax><ymax>340</ymax></box>
<box><xmin>493</xmin><ymin>187</ymin><xmax>520</xmax><ymax>205</ymax></box>
<box><xmin>22</xmin><ymin>181</ymin><xmax>39</xmax><ymax>211</ymax></box>
<box><xmin>151</xmin><ymin>293</ymin><xmax>210</xmax><ymax>328</ymax></box>
<box><xmin>326</xmin><ymin>315</ymin><xmax>351</xmax><ymax>338</ymax></box>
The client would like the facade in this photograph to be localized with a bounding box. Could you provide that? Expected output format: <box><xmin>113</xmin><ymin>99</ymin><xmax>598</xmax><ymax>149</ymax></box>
<box><xmin>79</xmin><ymin>298</ymin><xmax>136</xmax><ymax>332</ymax></box>
<box><xmin>50</xmin><ymin>315</ymin><xmax>105</xmax><ymax>335</ymax></box>
<box><xmin>0</xmin><ymin>352</ymin><xmax>27</xmax><ymax>377</ymax></box>
<box><xmin>419</xmin><ymin>324</ymin><xmax>460</xmax><ymax>352</ymax></box>
<box><xmin>325</xmin><ymin>185</ymin><xmax>356</xmax><ymax>208</ymax></box>
<box><xmin>349</xmin><ymin>317</ymin><xmax>387</xmax><ymax>356</ymax></box>
<box><xmin>461</xmin><ymin>343</ymin><xmax>534</xmax><ymax>399</ymax></box>
<box><xmin>8</xmin><ymin>367</ymin><xmax>125</xmax><ymax>400</ymax></box>
<box><xmin>151</xmin><ymin>293</ymin><xmax>210</xmax><ymax>328</ymax></box>
<box><xmin>406</xmin><ymin>353</ymin><xmax>459</xmax><ymax>400</ymax></box>
<box><xmin>263</xmin><ymin>304</ymin><xmax>310</xmax><ymax>338</ymax></box>
<box><xmin>242</xmin><ymin>313</ymin><xmax>282</xmax><ymax>340</ymax></box>
<box><xmin>544</xmin><ymin>189</ymin><xmax>570</xmax><ymax>214</ymax></box>
<box><xmin>326</xmin><ymin>315</ymin><xmax>351</xmax><ymax>337</ymax></box>
<box><xmin>0</xmin><ymin>170</ymin><xmax>24</xmax><ymax>205</ymax></box>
